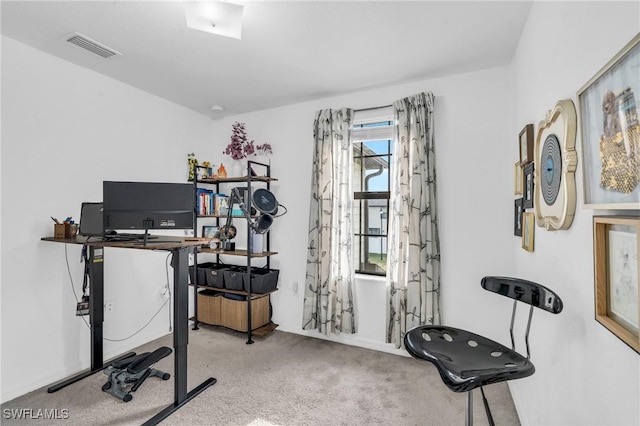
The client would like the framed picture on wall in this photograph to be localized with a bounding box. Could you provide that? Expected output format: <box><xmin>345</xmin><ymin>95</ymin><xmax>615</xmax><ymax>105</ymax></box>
<box><xmin>202</xmin><ymin>225</ymin><xmax>219</xmax><ymax>239</ymax></box>
<box><xmin>514</xmin><ymin>162</ymin><xmax>523</xmax><ymax>195</ymax></box>
<box><xmin>522</xmin><ymin>212</ymin><xmax>535</xmax><ymax>252</ymax></box>
<box><xmin>523</xmin><ymin>162</ymin><xmax>534</xmax><ymax>209</ymax></box>
<box><xmin>577</xmin><ymin>33</ymin><xmax>640</xmax><ymax>209</ymax></box>
<box><xmin>533</xmin><ymin>99</ymin><xmax>578</xmax><ymax>231</ymax></box>
<box><xmin>514</xmin><ymin>198</ymin><xmax>523</xmax><ymax>237</ymax></box>
<box><xmin>593</xmin><ymin>216</ymin><xmax>639</xmax><ymax>353</ymax></box>
<box><xmin>519</xmin><ymin>124</ymin><xmax>534</xmax><ymax>164</ymax></box>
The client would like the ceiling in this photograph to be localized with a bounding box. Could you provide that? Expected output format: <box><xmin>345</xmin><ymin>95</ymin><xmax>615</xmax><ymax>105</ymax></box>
<box><xmin>1</xmin><ymin>1</ymin><xmax>532</xmax><ymax>119</ymax></box>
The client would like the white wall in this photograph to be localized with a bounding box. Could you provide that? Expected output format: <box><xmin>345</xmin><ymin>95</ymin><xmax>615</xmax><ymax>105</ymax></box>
<box><xmin>0</xmin><ymin>36</ymin><xmax>212</xmax><ymax>402</ymax></box>
<box><xmin>508</xmin><ymin>2</ymin><xmax>640</xmax><ymax>425</ymax></box>
<box><xmin>201</xmin><ymin>65</ymin><xmax>514</xmax><ymax>356</ymax></box>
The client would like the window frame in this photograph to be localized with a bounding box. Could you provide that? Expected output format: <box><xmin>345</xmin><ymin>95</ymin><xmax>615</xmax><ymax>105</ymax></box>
<box><xmin>352</xmin><ymin>107</ymin><xmax>393</xmax><ymax>276</ymax></box>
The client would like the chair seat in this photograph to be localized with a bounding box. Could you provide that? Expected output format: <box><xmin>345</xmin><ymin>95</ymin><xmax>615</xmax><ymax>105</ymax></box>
<box><xmin>405</xmin><ymin>326</ymin><xmax>535</xmax><ymax>393</ymax></box>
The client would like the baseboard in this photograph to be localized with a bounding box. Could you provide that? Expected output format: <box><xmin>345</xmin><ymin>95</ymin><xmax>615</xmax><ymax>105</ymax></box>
<box><xmin>277</xmin><ymin>324</ymin><xmax>410</xmax><ymax>357</ymax></box>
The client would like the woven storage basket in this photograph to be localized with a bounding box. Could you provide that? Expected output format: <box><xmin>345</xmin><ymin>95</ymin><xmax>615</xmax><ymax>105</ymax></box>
<box><xmin>197</xmin><ymin>290</ymin><xmax>222</xmax><ymax>325</ymax></box>
<box><xmin>220</xmin><ymin>294</ymin><xmax>270</xmax><ymax>332</ymax></box>
<box><xmin>197</xmin><ymin>290</ymin><xmax>270</xmax><ymax>331</ymax></box>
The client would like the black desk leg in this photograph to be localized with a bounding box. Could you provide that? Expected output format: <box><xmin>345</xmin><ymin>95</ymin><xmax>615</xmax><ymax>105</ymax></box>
<box><xmin>48</xmin><ymin>246</ymin><xmax>134</xmax><ymax>393</ymax></box>
<box><xmin>90</xmin><ymin>246</ymin><xmax>104</xmax><ymax>369</ymax></box>
<box><xmin>191</xmin><ymin>259</ymin><xmax>199</xmax><ymax>330</ymax></box>
<box><xmin>143</xmin><ymin>247</ymin><xmax>216</xmax><ymax>426</ymax></box>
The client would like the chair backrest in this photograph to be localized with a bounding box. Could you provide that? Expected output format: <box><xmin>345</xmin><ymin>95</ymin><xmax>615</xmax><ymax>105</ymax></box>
<box><xmin>481</xmin><ymin>276</ymin><xmax>563</xmax><ymax>314</ymax></box>
<box><xmin>481</xmin><ymin>276</ymin><xmax>563</xmax><ymax>359</ymax></box>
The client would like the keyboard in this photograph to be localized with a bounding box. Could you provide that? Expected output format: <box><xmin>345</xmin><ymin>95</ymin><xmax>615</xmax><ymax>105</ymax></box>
<box><xmin>103</xmin><ymin>234</ymin><xmax>159</xmax><ymax>242</ymax></box>
<box><xmin>102</xmin><ymin>235</ymin><xmax>139</xmax><ymax>242</ymax></box>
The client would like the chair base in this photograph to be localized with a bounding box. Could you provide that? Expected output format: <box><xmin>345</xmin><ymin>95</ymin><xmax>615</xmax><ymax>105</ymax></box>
<box><xmin>466</xmin><ymin>389</ymin><xmax>473</xmax><ymax>426</ymax></box>
<box><xmin>465</xmin><ymin>387</ymin><xmax>495</xmax><ymax>426</ymax></box>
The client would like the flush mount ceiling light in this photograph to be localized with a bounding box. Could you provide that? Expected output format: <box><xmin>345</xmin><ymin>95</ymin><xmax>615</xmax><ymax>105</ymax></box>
<box><xmin>183</xmin><ymin>1</ymin><xmax>243</xmax><ymax>40</ymax></box>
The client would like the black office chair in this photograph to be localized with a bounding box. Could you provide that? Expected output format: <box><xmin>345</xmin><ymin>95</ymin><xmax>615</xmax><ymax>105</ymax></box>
<box><xmin>404</xmin><ymin>276</ymin><xmax>563</xmax><ymax>426</ymax></box>
<box><xmin>101</xmin><ymin>346</ymin><xmax>172</xmax><ymax>402</ymax></box>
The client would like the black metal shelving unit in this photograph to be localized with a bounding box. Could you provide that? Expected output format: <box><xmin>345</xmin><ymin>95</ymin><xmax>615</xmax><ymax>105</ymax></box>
<box><xmin>190</xmin><ymin>160</ymin><xmax>276</xmax><ymax>344</ymax></box>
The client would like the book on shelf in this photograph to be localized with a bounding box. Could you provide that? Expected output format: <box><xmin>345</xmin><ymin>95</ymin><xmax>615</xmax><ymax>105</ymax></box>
<box><xmin>214</xmin><ymin>193</ymin><xmax>229</xmax><ymax>216</ymax></box>
<box><xmin>196</xmin><ymin>188</ymin><xmax>214</xmax><ymax>216</ymax></box>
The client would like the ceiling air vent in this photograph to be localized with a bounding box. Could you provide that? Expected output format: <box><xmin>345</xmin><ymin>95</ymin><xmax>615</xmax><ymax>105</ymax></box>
<box><xmin>66</xmin><ymin>33</ymin><xmax>122</xmax><ymax>58</ymax></box>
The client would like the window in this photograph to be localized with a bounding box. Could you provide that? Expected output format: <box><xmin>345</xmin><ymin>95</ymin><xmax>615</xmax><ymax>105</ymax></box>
<box><xmin>352</xmin><ymin>107</ymin><xmax>393</xmax><ymax>275</ymax></box>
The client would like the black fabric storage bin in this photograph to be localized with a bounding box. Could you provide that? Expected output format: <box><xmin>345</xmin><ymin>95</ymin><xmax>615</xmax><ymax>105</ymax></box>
<box><xmin>203</xmin><ymin>263</ymin><xmax>229</xmax><ymax>288</ymax></box>
<box><xmin>245</xmin><ymin>268</ymin><xmax>280</xmax><ymax>294</ymax></box>
<box><xmin>190</xmin><ymin>262</ymin><xmax>217</xmax><ymax>286</ymax></box>
<box><xmin>222</xmin><ymin>292</ymin><xmax>246</xmax><ymax>301</ymax></box>
<box><xmin>223</xmin><ymin>266</ymin><xmax>246</xmax><ymax>291</ymax></box>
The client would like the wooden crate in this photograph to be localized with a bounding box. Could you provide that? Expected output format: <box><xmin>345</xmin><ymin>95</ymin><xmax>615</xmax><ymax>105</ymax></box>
<box><xmin>197</xmin><ymin>290</ymin><xmax>270</xmax><ymax>332</ymax></box>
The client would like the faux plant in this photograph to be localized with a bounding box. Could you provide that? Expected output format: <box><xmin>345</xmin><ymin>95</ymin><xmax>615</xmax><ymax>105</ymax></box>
<box><xmin>223</xmin><ymin>122</ymin><xmax>273</xmax><ymax>160</ymax></box>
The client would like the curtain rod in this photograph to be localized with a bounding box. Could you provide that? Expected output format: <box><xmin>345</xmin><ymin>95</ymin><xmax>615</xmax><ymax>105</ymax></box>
<box><xmin>354</xmin><ymin>104</ymin><xmax>392</xmax><ymax>113</ymax></box>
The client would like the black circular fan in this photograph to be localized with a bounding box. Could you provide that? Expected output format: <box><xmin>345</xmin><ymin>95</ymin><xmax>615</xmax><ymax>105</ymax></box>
<box><xmin>252</xmin><ymin>188</ymin><xmax>278</xmax><ymax>215</ymax></box>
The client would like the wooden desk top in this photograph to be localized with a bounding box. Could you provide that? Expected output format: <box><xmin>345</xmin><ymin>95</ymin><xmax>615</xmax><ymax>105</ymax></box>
<box><xmin>41</xmin><ymin>236</ymin><xmax>211</xmax><ymax>251</ymax></box>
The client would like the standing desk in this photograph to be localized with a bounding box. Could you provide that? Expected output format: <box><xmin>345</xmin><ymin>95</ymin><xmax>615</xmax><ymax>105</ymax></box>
<box><xmin>41</xmin><ymin>236</ymin><xmax>216</xmax><ymax>425</ymax></box>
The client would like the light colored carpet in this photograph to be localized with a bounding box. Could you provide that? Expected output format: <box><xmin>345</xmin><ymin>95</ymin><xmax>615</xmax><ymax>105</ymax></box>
<box><xmin>1</xmin><ymin>328</ymin><xmax>520</xmax><ymax>425</ymax></box>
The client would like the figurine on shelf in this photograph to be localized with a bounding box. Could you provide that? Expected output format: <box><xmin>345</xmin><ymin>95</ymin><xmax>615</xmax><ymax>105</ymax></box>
<box><xmin>187</xmin><ymin>153</ymin><xmax>198</xmax><ymax>181</ymax></box>
<box><xmin>201</xmin><ymin>161</ymin><xmax>212</xmax><ymax>178</ymax></box>
<box><xmin>217</xmin><ymin>163</ymin><xmax>227</xmax><ymax>178</ymax></box>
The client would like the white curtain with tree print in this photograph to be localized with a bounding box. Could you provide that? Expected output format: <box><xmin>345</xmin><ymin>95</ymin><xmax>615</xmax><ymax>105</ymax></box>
<box><xmin>386</xmin><ymin>92</ymin><xmax>440</xmax><ymax>348</ymax></box>
<box><xmin>302</xmin><ymin>108</ymin><xmax>357</xmax><ymax>335</ymax></box>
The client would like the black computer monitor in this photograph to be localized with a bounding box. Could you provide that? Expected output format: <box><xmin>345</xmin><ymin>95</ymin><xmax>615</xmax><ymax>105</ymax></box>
<box><xmin>103</xmin><ymin>181</ymin><xmax>194</xmax><ymax>236</ymax></box>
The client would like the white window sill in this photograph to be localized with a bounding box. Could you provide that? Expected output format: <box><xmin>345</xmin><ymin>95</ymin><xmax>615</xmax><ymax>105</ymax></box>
<box><xmin>355</xmin><ymin>273</ymin><xmax>387</xmax><ymax>284</ymax></box>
